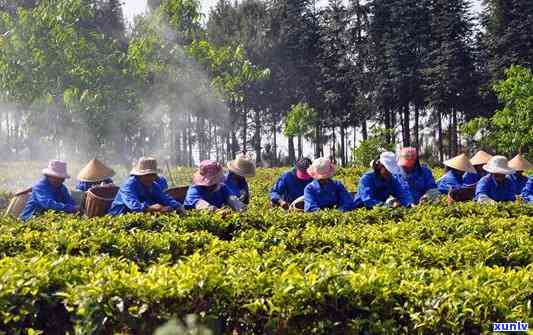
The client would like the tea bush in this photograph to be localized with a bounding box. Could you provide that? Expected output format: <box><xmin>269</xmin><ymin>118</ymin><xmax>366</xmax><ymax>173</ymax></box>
<box><xmin>0</xmin><ymin>168</ymin><xmax>531</xmax><ymax>334</ymax></box>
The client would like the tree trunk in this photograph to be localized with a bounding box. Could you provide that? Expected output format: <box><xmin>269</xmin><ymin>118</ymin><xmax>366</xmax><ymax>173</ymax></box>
<box><xmin>314</xmin><ymin>124</ymin><xmax>320</xmax><ymax>158</ymax></box>
<box><xmin>403</xmin><ymin>103</ymin><xmax>410</xmax><ymax>147</ymax></box>
<box><xmin>414</xmin><ymin>104</ymin><xmax>420</xmax><ymax>151</ymax></box>
<box><xmin>187</xmin><ymin>113</ymin><xmax>193</xmax><ymax>167</ymax></box>
<box><xmin>242</xmin><ymin>109</ymin><xmax>247</xmax><ymax>152</ymax></box>
<box><xmin>361</xmin><ymin>118</ymin><xmax>368</xmax><ymax>140</ymax></box>
<box><xmin>438</xmin><ymin>109</ymin><xmax>443</xmax><ymax>162</ymax></box>
<box><xmin>297</xmin><ymin>135</ymin><xmax>303</xmax><ymax>159</ymax></box>
<box><xmin>254</xmin><ymin>109</ymin><xmax>261</xmax><ymax>162</ymax></box>
<box><xmin>340</xmin><ymin>126</ymin><xmax>346</xmax><ymax>166</ymax></box>
<box><xmin>288</xmin><ymin>136</ymin><xmax>295</xmax><ymax>164</ymax></box>
<box><xmin>272</xmin><ymin>123</ymin><xmax>277</xmax><ymax>166</ymax></box>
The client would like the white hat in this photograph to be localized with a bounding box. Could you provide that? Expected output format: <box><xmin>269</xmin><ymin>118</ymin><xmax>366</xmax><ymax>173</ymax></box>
<box><xmin>379</xmin><ymin>152</ymin><xmax>401</xmax><ymax>175</ymax></box>
<box><xmin>42</xmin><ymin>160</ymin><xmax>70</xmax><ymax>179</ymax></box>
<box><xmin>483</xmin><ymin>156</ymin><xmax>515</xmax><ymax>175</ymax></box>
<box><xmin>444</xmin><ymin>154</ymin><xmax>476</xmax><ymax>173</ymax></box>
<box><xmin>227</xmin><ymin>154</ymin><xmax>256</xmax><ymax>177</ymax></box>
<box><xmin>308</xmin><ymin>157</ymin><xmax>336</xmax><ymax>180</ymax></box>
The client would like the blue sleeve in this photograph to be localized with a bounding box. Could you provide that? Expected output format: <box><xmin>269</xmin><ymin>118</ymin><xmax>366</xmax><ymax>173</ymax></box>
<box><xmin>156</xmin><ymin>177</ymin><xmax>169</xmax><ymax>191</ymax></box>
<box><xmin>62</xmin><ymin>186</ymin><xmax>76</xmax><ymax>207</ymax></box>
<box><xmin>357</xmin><ymin>175</ymin><xmax>382</xmax><ymax>208</ymax></box>
<box><xmin>270</xmin><ymin>173</ymin><xmax>288</xmax><ymax>203</ymax></box>
<box><xmin>424</xmin><ymin>168</ymin><xmax>437</xmax><ymax>190</ymax></box>
<box><xmin>304</xmin><ymin>185</ymin><xmax>320</xmax><ymax>212</ymax></box>
<box><xmin>337</xmin><ymin>182</ymin><xmax>356</xmax><ymax>212</ymax></box>
<box><xmin>437</xmin><ymin>175</ymin><xmax>451</xmax><ymax>194</ymax></box>
<box><xmin>184</xmin><ymin>187</ymin><xmax>203</xmax><ymax>209</ymax></box>
<box><xmin>119</xmin><ymin>183</ymin><xmax>148</xmax><ymax>212</ymax></box>
<box><xmin>392</xmin><ymin>176</ymin><xmax>414</xmax><ymax>207</ymax></box>
<box><xmin>520</xmin><ymin>179</ymin><xmax>533</xmax><ymax>203</ymax></box>
<box><xmin>153</xmin><ymin>184</ymin><xmax>180</xmax><ymax>209</ymax></box>
<box><xmin>221</xmin><ymin>185</ymin><xmax>233</xmax><ymax>201</ymax></box>
<box><xmin>474</xmin><ymin>178</ymin><xmax>490</xmax><ymax>200</ymax></box>
<box><xmin>34</xmin><ymin>184</ymin><xmax>76</xmax><ymax>213</ymax></box>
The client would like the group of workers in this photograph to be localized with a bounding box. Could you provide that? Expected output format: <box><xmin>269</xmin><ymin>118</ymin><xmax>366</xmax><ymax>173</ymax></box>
<box><xmin>17</xmin><ymin>148</ymin><xmax>533</xmax><ymax>220</ymax></box>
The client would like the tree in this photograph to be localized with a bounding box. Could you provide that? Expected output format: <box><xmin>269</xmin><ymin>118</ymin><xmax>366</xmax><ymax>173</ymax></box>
<box><xmin>464</xmin><ymin>66</ymin><xmax>533</xmax><ymax>157</ymax></box>
<box><xmin>283</xmin><ymin>102</ymin><xmax>318</xmax><ymax>158</ymax></box>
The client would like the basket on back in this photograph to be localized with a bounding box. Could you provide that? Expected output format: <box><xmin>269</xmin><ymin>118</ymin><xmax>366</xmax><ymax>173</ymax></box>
<box><xmin>4</xmin><ymin>187</ymin><xmax>32</xmax><ymax>218</ymax></box>
<box><xmin>166</xmin><ymin>186</ymin><xmax>189</xmax><ymax>203</ymax></box>
<box><xmin>448</xmin><ymin>186</ymin><xmax>476</xmax><ymax>204</ymax></box>
<box><xmin>84</xmin><ymin>185</ymin><xmax>119</xmax><ymax>218</ymax></box>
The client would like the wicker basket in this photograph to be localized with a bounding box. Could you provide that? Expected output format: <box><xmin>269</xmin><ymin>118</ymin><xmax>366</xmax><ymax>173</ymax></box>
<box><xmin>84</xmin><ymin>185</ymin><xmax>119</xmax><ymax>218</ymax></box>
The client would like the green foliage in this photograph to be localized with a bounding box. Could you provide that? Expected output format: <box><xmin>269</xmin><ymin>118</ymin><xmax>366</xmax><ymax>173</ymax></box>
<box><xmin>351</xmin><ymin>129</ymin><xmax>394</xmax><ymax>168</ymax></box>
<box><xmin>283</xmin><ymin>102</ymin><xmax>317</xmax><ymax>138</ymax></box>
<box><xmin>462</xmin><ymin>65</ymin><xmax>533</xmax><ymax>156</ymax></box>
<box><xmin>154</xmin><ymin>316</ymin><xmax>213</xmax><ymax>335</ymax></box>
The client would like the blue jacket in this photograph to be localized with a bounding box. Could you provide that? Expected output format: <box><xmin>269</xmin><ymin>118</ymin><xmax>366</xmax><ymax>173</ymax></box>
<box><xmin>155</xmin><ymin>176</ymin><xmax>169</xmax><ymax>191</ymax></box>
<box><xmin>20</xmin><ymin>177</ymin><xmax>77</xmax><ymax>221</ymax></box>
<box><xmin>304</xmin><ymin>179</ymin><xmax>357</xmax><ymax>212</ymax></box>
<box><xmin>184</xmin><ymin>184</ymin><xmax>233</xmax><ymax>209</ymax></box>
<box><xmin>108</xmin><ymin>176</ymin><xmax>180</xmax><ymax>216</ymax></box>
<box><xmin>270</xmin><ymin>169</ymin><xmax>312</xmax><ymax>204</ymax></box>
<box><xmin>509</xmin><ymin>173</ymin><xmax>528</xmax><ymax>195</ymax></box>
<box><xmin>75</xmin><ymin>178</ymin><xmax>113</xmax><ymax>192</ymax></box>
<box><xmin>438</xmin><ymin>170</ymin><xmax>465</xmax><ymax>194</ymax></box>
<box><xmin>474</xmin><ymin>175</ymin><xmax>516</xmax><ymax>202</ymax></box>
<box><xmin>354</xmin><ymin>171</ymin><xmax>413</xmax><ymax>208</ymax></box>
<box><xmin>463</xmin><ymin>172</ymin><xmax>483</xmax><ymax>186</ymax></box>
<box><xmin>400</xmin><ymin>164</ymin><xmax>437</xmax><ymax>204</ymax></box>
<box><xmin>224</xmin><ymin>172</ymin><xmax>249</xmax><ymax>203</ymax></box>
<box><xmin>520</xmin><ymin>178</ymin><xmax>533</xmax><ymax>203</ymax></box>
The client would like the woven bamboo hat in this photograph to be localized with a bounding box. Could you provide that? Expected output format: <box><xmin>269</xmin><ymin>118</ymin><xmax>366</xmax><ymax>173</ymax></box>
<box><xmin>444</xmin><ymin>153</ymin><xmax>476</xmax><ymax>173</ymax></box>
<box><xmin>470</xmin><ymin>150</ymin><xmax>493</xmax><ymax>166</ymax></box>
<box><xmin>130</xmin><ymin>157</ymin><xmax>161</xmax><ymax>176</ymax></box>
<box><xmin>508</xmin><ymin>154</ymin><xmax>533</xmax><ymax>172</ymax></box>
<box><xmin>77</xmin><ymin>159</ymin><xmax>115</xmax><ymax>182</ymax></box>
<box><xmin>227</xmin><ymin>154</ymin><xmax>256</xmax><ymax>178</ymax></box>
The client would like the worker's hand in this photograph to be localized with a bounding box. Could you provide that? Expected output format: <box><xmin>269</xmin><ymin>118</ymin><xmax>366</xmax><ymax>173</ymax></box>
<box><xmin>392</xmin><ymin>199</ymin><xmax>401</xmax><ymax>208</ymax></box>
<box><xmin>147</xmin><ymin>204</ymin><xmax>164</xmax><ymax>212</ymax></box>
<box><xmin>216</xmin><ymin>208</ymin><xmax>232</xmax><ymax>218</ymax></box>
<box><xmin>279</xmin><ymin>200</ymin><xmax>290</xmax><ymax>210</ymax></box>
<box><xmin>160</xmin><ymin>206</ymin><xmax>171</xmax><ymax>213</ymax></box>
<box><xmin>175</xmin><ymin>205</ymin><xmax>186</xmax><ymax>214</ymax></box>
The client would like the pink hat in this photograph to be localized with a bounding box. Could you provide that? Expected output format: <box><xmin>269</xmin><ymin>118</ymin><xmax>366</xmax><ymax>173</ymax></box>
<box><xmin>308</xmin><ymin>158</ymin><xmax>336</xmax><ymax>180</ymax></box>
<box><xmin>42</xmin><ymin>160</ymin><xmax>70</xmax><ymax>179</ymax></box>
<box><xmin>192</xmin><ymin>160</ymin><xmax>224</xmax><ymax>187</ymax></box>
<box><xmin>399</xmin><ymin>147</ymin><xmax>417</xmax><ymax>168</ymax></box>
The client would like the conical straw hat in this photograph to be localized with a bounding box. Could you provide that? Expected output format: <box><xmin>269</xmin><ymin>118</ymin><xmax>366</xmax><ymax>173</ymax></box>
<box><xmin>508</xmin><ymin>154</ymin><xmax>533</xmax><ymax>171</ymax></box>
<box><xmin>77</xmin><ymin>159</ymin><xmax>115</xmax><ymax>182</ymax></box>
<box><xmin>470</xmin><ymin>150</ymin><xmax>493</xmax><ymax>166</ymax></box>
<box><xmin>444</xmin><ymin>153</ymin><xmax>476</xmax><ymax>173</ymax></box>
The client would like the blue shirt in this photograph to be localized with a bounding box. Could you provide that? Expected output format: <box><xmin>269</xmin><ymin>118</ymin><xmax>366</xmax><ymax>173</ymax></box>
<box><xmin>75</xmin><ymin>178</ymin><xmax>113</xmax><ymax>192</ymax></box>
<box><xmin>354</xmin><ymin>171</ymin><xmax>413</xmax><ymax>208</ymax></box>
<box><xmin>463</xmin><ymin>172</ymin><xmax>483</xmax><ymax>186</ymax></box>
<box><xmin>438</xmin><ymin>170</ymin><xmax>464</xmax><ymax>194</ymax></box>
<box><xmin>108</xmin><ymin>176</ymin><xmax>180</xmax><ymax>216</ymax></box>
<box><xmin>520</xmin><ymin>178</ymin><xmax>533</xmax><ymax>203</ymax></box>
<box><xmin>474</xmin><ymin>175</ymin><xmax>516</xmax><ymax>202</ymax></box>
<box><xmin>304</xmin><ymin>179</ymin><xmax>357</xmax><ymax>212</ymax></box>
<box><xmin>270</xmin><ymin>169</ymin><xmax>312</xmax><ymax>204</ymax></box>
<box><xmin>155</xmin><ymin>176</ymin><xmax>169</xmax><ymax>191</ymax></box>
<box><xmin>20</xmin><ymin>177</ymin><xmax>77</xmax><ymax>221</ymax></box>
<box><xmin>509</xmin><ymin>173</ymin><xmax>528</xmax><ymax>195</ymax></box>
<box><xmin>224</xmin><ymin>172</ymin><xmax>249</xmax><ymax>203</ymax></box>
<box><xmin>400</xmin><ymin>165</ymin><xmax>437</xmax><ymax>204</ymax></box>
<box><xmin>184</xmin><ymin>184</ymin><xmax>233</xmax><ymax>209</ymax></box>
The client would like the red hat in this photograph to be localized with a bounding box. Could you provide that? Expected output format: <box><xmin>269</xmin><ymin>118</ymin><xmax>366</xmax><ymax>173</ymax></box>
<box><xmin>399</xmin><ymin>147</ymin><xmax>417</xmax><ymax>168</ymax></box>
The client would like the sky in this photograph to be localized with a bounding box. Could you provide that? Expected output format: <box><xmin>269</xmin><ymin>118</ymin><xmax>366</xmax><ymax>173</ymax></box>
<box><xmin>123</xmin><ymin>0</ymin><xmax>484</xmax><ymax>22</ymax></box>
